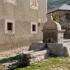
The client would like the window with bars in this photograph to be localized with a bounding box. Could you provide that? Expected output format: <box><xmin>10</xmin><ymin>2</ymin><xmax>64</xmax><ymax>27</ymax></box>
<box><xmin>65</xmin><ymin>13</ymin><xmax>70</xmax><ymax>20</ymax></box>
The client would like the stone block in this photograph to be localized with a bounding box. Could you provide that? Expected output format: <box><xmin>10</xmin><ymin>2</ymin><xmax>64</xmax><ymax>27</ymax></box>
<box><xmin>47</xmin><ymin>43</ymin><xmax>65</xmax><ymax>56</ymax></box>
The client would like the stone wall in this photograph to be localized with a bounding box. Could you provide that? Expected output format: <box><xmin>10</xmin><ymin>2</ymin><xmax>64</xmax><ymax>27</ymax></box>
<box><xmin>47</xmin><ymin>43</ymin><xmax>65</xmax><ymax>56</ymax></box>
<box><xmin>0</xmin><ymin>0</ymin><xmax>47</xmax><ymax>51</ymax></box>
<box><xmin>23</xmin><ymin>50</ymin><xmax>48</xmax><ymax>63</ymax></box>
<box><xmin>63</xmin><ymin>39</ymin><xmax>70</xmax><ymax>56</ymax></box>
<box><xmin>43</xmin><ymin>31</ymin><xmax>57</xmax><ymax>43</ymax></box>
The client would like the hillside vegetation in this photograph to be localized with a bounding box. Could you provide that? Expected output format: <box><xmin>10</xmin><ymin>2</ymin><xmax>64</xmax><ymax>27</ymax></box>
<box><xmin>48</xmin><ymin>0</ymin><xmax>70</xmax><ymax>9</ymax></box>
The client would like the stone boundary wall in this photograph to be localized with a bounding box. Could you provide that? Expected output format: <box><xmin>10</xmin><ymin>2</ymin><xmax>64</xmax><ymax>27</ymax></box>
<box><xmin>23</xmin><ymin>50</ymin><xmax>48</xmax><ymax>63</ymax></box>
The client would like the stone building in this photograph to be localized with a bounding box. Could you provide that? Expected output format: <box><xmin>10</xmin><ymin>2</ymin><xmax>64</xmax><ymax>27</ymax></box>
<box><xmin>43</xmin><ymin>4</ymin><xmax>70</xmax><ymax>56</ymax></box>
<box><xmin>0</xmin><ymin>0</ymin><xmax>47</xmax><ymax>51</ymax></box>
<box><xmin>48</xmin><ymin>4</ymin><xmax>70</xmax><ymax>39</ymax></box>
<box><xmin>43</xmin><ymin>16</ymin><xmax>66</xmax><ymax>56</ymax></box>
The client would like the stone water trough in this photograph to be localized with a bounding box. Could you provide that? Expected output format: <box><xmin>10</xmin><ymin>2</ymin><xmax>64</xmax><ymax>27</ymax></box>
<box><xmin>3</xmin><ymin>43</ymin><xmax>48</xmax><ymax>70</ymax></box>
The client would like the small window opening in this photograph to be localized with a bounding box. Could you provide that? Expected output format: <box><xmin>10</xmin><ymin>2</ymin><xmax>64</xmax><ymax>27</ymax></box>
<box><xmin>7</xmin><ymin>22</ymin><xmax>13</xmax><ymax>31</ymax></box>
<box><xmin>65</xmin><ymin>13</ymin><xmax>70</xmax><ymax>20</ymax></box>
<box><xmin>32</xmin><ymin>24</ymin><xmax>36</xmax><ymax>31</ymax></box>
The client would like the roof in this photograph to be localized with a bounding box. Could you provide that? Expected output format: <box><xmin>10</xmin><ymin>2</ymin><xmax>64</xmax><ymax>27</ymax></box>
<box><xmin>59</xmin><ymin>4</ymin><xmax>70</xmax><ymax>10</ymax></box>
<box><xmin>43</xmin><ymin>17</ymin><xmax>61</xmax><ymax>31</ymax></box>
<box><xmin>48</xmin><ymin>8</ymin><xmax>58</xmax><ymax>13</ymax></box>
<box><xmin>48</xmin><ymin>4</ymin><xmax>70</xmax><ymax>14</ymax></box>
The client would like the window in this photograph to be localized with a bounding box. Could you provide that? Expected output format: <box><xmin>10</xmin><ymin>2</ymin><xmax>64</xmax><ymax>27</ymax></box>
<box><xmin>5</xmin><ymin>19</ymin><xmax>15</xmax><ymax>34</ymax></box>
<box><xmin>7</xmin><ymin>22</ymin><xmax>12</xmax><ymax>31</ymax></box>
<box><xmin>65</xmin><ymin>13</ymin><xmax>70</xmax><ymax>20</ymax></box>
<box><xmin>32</xmin><ymin>24</ymin><xmax>36</xmax><ymax>31</ymax></box>
<box><xmin>31</xmin><ymin>22</ymin><xmax>37</xmax><ymax>34</ymax></box>
<box><xmin>30</xmin><ymin>0</ymin><xmax>38</xmax><ymax>9</ymax></box>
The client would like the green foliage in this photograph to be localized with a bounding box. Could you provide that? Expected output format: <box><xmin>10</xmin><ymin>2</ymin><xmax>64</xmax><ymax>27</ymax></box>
<box><xmin>52</xmin><ymin>13</ymin><xmax>59</xmax><ymax>21</ymax></box>
<box><xmin>15</xmin><ymin>57</ymin><xmax>70</xmax><ymax>70</ymax></box>
<box><xmin>0</xmin><ymin>54</ymin><xmax>21</xmax><ymax>63</ymax></box>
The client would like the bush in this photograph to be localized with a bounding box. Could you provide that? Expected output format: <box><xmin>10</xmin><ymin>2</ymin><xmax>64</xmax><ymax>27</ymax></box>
<box><xmin>0</xmin><ymin>54</ymin><xmax>21</xmax><ymax>63</ymax></box>
<box><xmin>18</xmin><ymin>54</ymin><xmax>31</xmax><ymax>67</ymax></box>
<box><xmin>7</xmin><ymin>54</ymin><xmax>31</xmax><ymax>70</ymax></box>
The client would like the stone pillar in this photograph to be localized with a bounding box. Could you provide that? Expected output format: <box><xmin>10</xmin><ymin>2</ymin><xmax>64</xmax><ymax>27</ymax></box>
<box><xmin>57</xmin><ymin>30</ymin><xmax>65</xmax><ymax>44</ymax></box>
